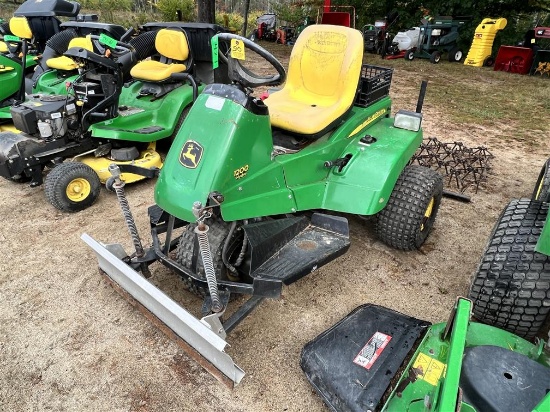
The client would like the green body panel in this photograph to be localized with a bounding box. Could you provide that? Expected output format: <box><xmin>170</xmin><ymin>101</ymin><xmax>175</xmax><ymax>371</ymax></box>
<box><xmin>535</xmin><ymin>211</ymin><xmax>550</xmax><ymax>255</ymax></box>
<box><xmin>32</xmin><ymin>69</ymin><xmax>78</xmax><ymax>95</ymax></box>
<box><xmin>383</xmin><ymin>299</ymin><xmax>550</xmax><ymax>411</ymax></box>
<box><xmin>156</xmin><ymin>91</ymin><xmax>422</xmax><ymax>223</ymax></box>
<box><xmin>90</xmin><ymin>81</ymin><xmax>203</xmax><ymax>142</ymax></box>
<box><xmin>0</xmin><ymin>54</ymin><xmax>22</xmax><ymax>102</ymax></box>
<box><xmin>155</xmin><ymin>92</ymin><xmax>295</xmax><ymax>223</ymax></box>
<box><xmin>278</xmin><ymin>100</ymin><xmax>421</xmax><ymax>215</ymax></box>
<box><xmin>0</xmin><ymin>105</ymin><xmax>11</xmax><ymax>120</ymax></box>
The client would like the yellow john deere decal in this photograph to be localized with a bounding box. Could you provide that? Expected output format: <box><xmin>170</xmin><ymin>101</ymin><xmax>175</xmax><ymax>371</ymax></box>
<box><xmin>233</xmin><ymin>164</ymin><xmax>249</xmax><ymax>179</ymax></box>
<box><xmin>412</xmin><ymin>353</ymin><xmax>446</xmax><ymax>386</ymax></box>
<box><xmin>349</xmin><ymin>109</ymin><xmax>387</xmax><ymax>137</ymax></box>
<box><xmin>179</xmin><ymin>140</ymin><xmax>203</xmax><ymax>169</ymax></box>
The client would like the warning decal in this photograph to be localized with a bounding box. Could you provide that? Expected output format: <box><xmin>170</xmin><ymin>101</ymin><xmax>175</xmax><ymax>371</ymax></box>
<box><xmin>353</xmin><ymin>332</ymin><xmax>392</xmax><ymax>370</ymax></box>
<box><xmin>412</xmin><ymin>353</ymin><xmax>446</xmax><ymax>386</ymax></box>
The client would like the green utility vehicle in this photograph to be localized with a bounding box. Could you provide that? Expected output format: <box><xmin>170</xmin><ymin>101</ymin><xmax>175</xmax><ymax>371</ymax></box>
<box><xmin>405</xmin><ymin>16</ymin><xmax>468</xmax><ymax>63</ymax></box>
<box><xmin>301</xmin><ymin>298</ymin><xmax>550</xmax><ymax>411</ymax></box>
<box><xmin>82</xmin><ymin>25</ymin><xmax>443</xmax><ymax>385</ymax></box>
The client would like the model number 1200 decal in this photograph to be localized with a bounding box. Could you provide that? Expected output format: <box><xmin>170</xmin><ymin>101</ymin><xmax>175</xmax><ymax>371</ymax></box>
<box><xmin>233</xmin><ymin>164</ymin><xmax>249</xmax><ymax>179</ymax></box>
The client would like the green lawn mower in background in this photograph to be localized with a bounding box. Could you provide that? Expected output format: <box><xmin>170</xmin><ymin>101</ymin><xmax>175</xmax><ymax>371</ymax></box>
<box><xmin>301</xmin><ymin>297</ymin><xmax>550</xmax><ymax>411</ymax></box>
<box><xmin>82</xmin><ymin>24</ymin><xmax>443</xmax><ymax>385</ymax></box>
<box><xmin>0</xmin><ymin>0</ymin><xmax>81</xmax><ymax>130</ymax></box>
<box><xmin>0</xmin><ymin>23</ymin><xmax>229</xmax><ymax>212</ymax></box>
<box><xmin>0</xmin><ymin>0</ymin><xmax>133</xmax><ymax>132</ymax></box>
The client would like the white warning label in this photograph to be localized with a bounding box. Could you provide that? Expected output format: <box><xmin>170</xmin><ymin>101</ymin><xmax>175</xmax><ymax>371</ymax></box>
<box><xmin>353</xmin><ymin>331</ymin><xmax>392</xmax><ymax>370</ymax></box>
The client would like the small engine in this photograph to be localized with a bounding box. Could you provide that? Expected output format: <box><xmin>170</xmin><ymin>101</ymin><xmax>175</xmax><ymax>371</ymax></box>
<box><xmin>11</xmin><ymin>94</ymin><xmax>78</xmax><ymax>140</ymax></box>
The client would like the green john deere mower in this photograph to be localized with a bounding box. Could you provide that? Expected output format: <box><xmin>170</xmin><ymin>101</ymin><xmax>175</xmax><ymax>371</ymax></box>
<box><xmin>82</xmin><ymin>24</ymin><xmax>443</xmax><ymax>386</ymax></box>
<box><xmin>0</xmin><ymin>23</ymin><xmax>229</xmax><ymax>212</ymax></box>
<box><xmin>0</xmin><ymin>0</ymin><xmax>81</xmax><ymax>131</ymax></box>
<box><xmin>0</xmin><ymin>0</ymin><xmax>134</xmax><ymax>132</ymax></box>
<box><xmin>301</xmin><ymin>297</ymin><xmax>550</xmax><ymax>411</ymax></box>
<box><xmin>467</xmin><ymin>158</ymin><xmax>550</xmax><ymax>341</ymax></box>
<box><xmin>299</xmin><ymin>158</ymin><xmax>550</xmax><ymax>411</ymax></box>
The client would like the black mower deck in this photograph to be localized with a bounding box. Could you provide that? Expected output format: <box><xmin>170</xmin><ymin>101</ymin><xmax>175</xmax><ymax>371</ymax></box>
<box><xmin>301</xmin><ymin>304</ymin><xmax>430</xmax><ymax>412</ymax></box>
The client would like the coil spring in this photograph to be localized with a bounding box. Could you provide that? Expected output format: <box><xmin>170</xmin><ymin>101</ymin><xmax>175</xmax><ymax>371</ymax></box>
<box><xmin>195</xmin><ymin>226</ymin><xmax>223</xmax><ymax>313</ymax></box>
<box><xmin>114</xmin><ymin>183</ymin><xmax>144</xmax><ymax>258</ymax></box>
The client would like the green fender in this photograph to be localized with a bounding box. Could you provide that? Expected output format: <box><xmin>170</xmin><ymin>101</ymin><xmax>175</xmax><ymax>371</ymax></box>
<box><xmin>535</xmin><ymin>210</ymin><xmax>550</xmax><ymax>256</ymax></box>
<box><xmin>324</xmin><ymin>117</ymin><xmax>423</xmax><ymax>215</ymax></box>
<box><xmin>90</xmin><ymin>81</ymin><xmax>203</xmax><ymax>143</ymax></box>
<box><xmin>0</xmin><ymin>54</ymin><xmax>22</xmax><ymax>102</ymax></box>
<box><xmin>32</xmin><ymin>69</ymin><xmax>77</xmax><ymax>95</ymax></box>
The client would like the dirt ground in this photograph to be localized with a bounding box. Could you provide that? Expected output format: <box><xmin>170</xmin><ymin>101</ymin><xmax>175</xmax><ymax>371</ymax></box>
<box><xmin>1</xmin><ymin>42</ymin><xmax>549</xmax><ymax>412</ymax></box>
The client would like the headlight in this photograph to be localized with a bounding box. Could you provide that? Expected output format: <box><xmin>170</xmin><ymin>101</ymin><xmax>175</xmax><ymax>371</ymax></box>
<box><xmin>394</xmin><ymin>110</ymin><xmax>422</xmax><ymax>132</ymax></box>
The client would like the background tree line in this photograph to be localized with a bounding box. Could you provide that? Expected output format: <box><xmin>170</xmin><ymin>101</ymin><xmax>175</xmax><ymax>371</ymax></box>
<box><xmin>1</xmin><ymin>0</ymin><xmax>550</xmax><ymax>50</ymax></box>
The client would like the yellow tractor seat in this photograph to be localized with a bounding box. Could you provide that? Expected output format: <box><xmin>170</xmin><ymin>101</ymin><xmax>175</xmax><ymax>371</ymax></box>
<box><xmin>46</xmin><ymin>36</ymin><xmax>94</xmax><ymax>71</ymax></box>
<box><xmin>130</xmin><ymin>28</ymin><xmax>191</xmax><ymax>82</ymax></box>
<box><xmin>264</xmin><ymin>24</ymin><xmax>364</xmax><ymax>137</ymax></box>
<box><xmin>9</xmin><ymin>16</ymin><xmax>33</xmax><ymax>40</ymax></box>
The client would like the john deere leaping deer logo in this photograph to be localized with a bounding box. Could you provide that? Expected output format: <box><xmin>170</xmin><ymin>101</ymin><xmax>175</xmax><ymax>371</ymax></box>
<box><xmin>179</xmin><ymin>140</ymin><xmax>203</xmax><ymax>169</ymax></box>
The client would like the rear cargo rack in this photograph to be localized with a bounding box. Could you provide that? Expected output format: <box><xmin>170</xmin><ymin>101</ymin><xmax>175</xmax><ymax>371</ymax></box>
<box><xmin>354</xmin><ymin>64</ymin><xmax>393</xmax><ymax>107</ymax></box>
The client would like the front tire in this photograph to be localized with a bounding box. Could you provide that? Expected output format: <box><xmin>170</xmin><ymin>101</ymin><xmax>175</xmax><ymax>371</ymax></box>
<box><xmin>175</xmin><ymin>217</ymin><xmax>243</xmax><ymax>297</ymax></box>
<box><xmin>44</xmin><ymin>162</ymin><xmax>101</xmax><ymax>212</ymax></box>
<box><xmin>405</xmin><ymin>49</ymin><xmax>415</xmax><ymax>61</ymax></box>
<box><xmin>430</xmin><ymin>51</ymin><xmax>441</xmax><ymax>64</ymax></box>
<box><xmin>468</xmin><ymin>199</ymin><xmax>550</xmax><ymax>339</ymax></box>
<box><xmin>375</xmin><ymin>165</ymin><xmax>443</xmax><ymax>250</ymax></box>
<box><xmin>448</xmin><ymin>47</ymin><xmax>463</xmax><ymax>62</ymax></box>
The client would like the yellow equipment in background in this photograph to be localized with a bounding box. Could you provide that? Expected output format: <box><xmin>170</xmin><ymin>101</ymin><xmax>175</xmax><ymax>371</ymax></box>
<box><xmin>465</xmin><ymin>17</ymin><xmax>507</xmax><ymax>67</ymax></box>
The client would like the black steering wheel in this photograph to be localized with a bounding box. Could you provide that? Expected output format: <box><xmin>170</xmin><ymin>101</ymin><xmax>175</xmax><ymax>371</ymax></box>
<box><xmin>216</xmin><ymin>33</ymin><xmax>286</xmax><ymax>88</ymax></box>
<box><xmin>89</xmin><ymin>34</ymin><xmax>135</xmax><ymax>59</ymax></box>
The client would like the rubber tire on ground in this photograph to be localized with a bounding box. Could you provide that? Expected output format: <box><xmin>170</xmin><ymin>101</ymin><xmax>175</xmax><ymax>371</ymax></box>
<box><xmin>430</xmin><ymin>51</ymin><xmax>441</xmax><ymax>64</ymax></box>
<box><xmin>44</xmin><ymin>162</ymin><xmax>101</xmax><ymax>212</ymax></box>
<box><xmin>175</xmin><ymin>217</ymin><xmax>242</xmax><ymax>298</ymax></box>
<box><xmin>483</xmin><ymin>56</ymin><xmax>495</xmax><ymax>67</ymax></box>
<box><xmin>448</xmin><ymin>47</ymin><xmax>463</xmax><ymax>62</ymax></box>
<box><xmin>404</xmin><ymin>49</ymin><xmax>415</xmax><ymax>61</ymax></box>
<box><xmin>532</xmin><ymin>158</ymin><xmax>550</xmax><ymax>203</ymax></box>
<box><xmin>468</xmin><ymin>199</ymin><xmax>550</xmax><ymax>339</ymax></box>
<box><xmin>375</xmin><ymin>165</ymin><xmax>443</xmax><ymax>250</ymax></box>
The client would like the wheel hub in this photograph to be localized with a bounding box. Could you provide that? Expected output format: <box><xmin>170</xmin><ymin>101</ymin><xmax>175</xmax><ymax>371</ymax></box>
<box><xmin>66</xmin><ymin>178</ymin><xmax>91</xmax><ymax>202</ymax></box>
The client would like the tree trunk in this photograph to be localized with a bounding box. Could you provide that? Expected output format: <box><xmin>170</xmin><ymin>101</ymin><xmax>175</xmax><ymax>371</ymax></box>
<box><xmin>197</xmin><ymin>0</ymin><xmax>216</xmax><ymax>23</ymax></box>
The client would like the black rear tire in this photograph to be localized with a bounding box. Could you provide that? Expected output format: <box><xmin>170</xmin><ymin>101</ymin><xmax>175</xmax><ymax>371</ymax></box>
<box><xmin>430</xmin><ymin>51</ymin><xmax>441</xmax><ymax>64</ymax></box>
<box><xmin>375</xmin><ymin>165</ymin><xmax>443</xmax><ymax>250</ymax></box>
<box><xmin>44</xmin><ymin>162</ymin><xmax>100</xmax><ymax>212</ymax></box>
<box><xmin>483</xmin><ymin>56</ymin><xmax>494</xmax><ymax>67</ymax></box>
<box><xmin>532</xmin><ymin>159</ymin><xmax>550</xmax><ymax>203</ymax></box>
<box><xmin>468</xmin><ymin>199</ymin><xmax>550</xmax><ymax>339</ymax></box>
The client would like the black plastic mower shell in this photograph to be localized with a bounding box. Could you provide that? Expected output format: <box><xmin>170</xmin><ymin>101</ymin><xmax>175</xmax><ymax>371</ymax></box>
<box><xmin>60</xmin><ymin>21</ymin><xmax>127</xmax><ymax>40</ymax></box>
<box><xmin>460</xmin><ymin>345</ymin><xmax>550</xmax><ymax>412</ymax></box>
<box><xmin>14</xmin><ymin>0</ymin><xmax>80</xmax><ymax>17</ymax></box>
<box><xmin>301</xmin><ymin>305</ymin><xmax>430</xmax><ymax>412</ymax></box>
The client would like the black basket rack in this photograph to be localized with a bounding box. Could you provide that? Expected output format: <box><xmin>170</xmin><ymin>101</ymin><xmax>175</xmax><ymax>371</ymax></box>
<box><xmin>354</xmin><ymin>64</ymin><xmax>393</xmax><ymax>107</ymax></box>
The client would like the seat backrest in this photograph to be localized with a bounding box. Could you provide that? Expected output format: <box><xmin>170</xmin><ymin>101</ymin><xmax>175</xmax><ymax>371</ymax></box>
<box><xmin>155</xmin><ymin>28</ymin><xmax>189</xmax><ymax>61</ymax></box>
<box><xmin>67</xmin><ymin>35</ymin><xmax>93</xmax><ymax>51</ymax></box>
<box><xmin>9</xmin><ymin>16</ymin><xmax>33</xmax><ymax>40</ymax></box>
<box><xmin>286</xmin><ymin>24</ymin><xmax>363</xmax><ymax>104</ymax></box>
